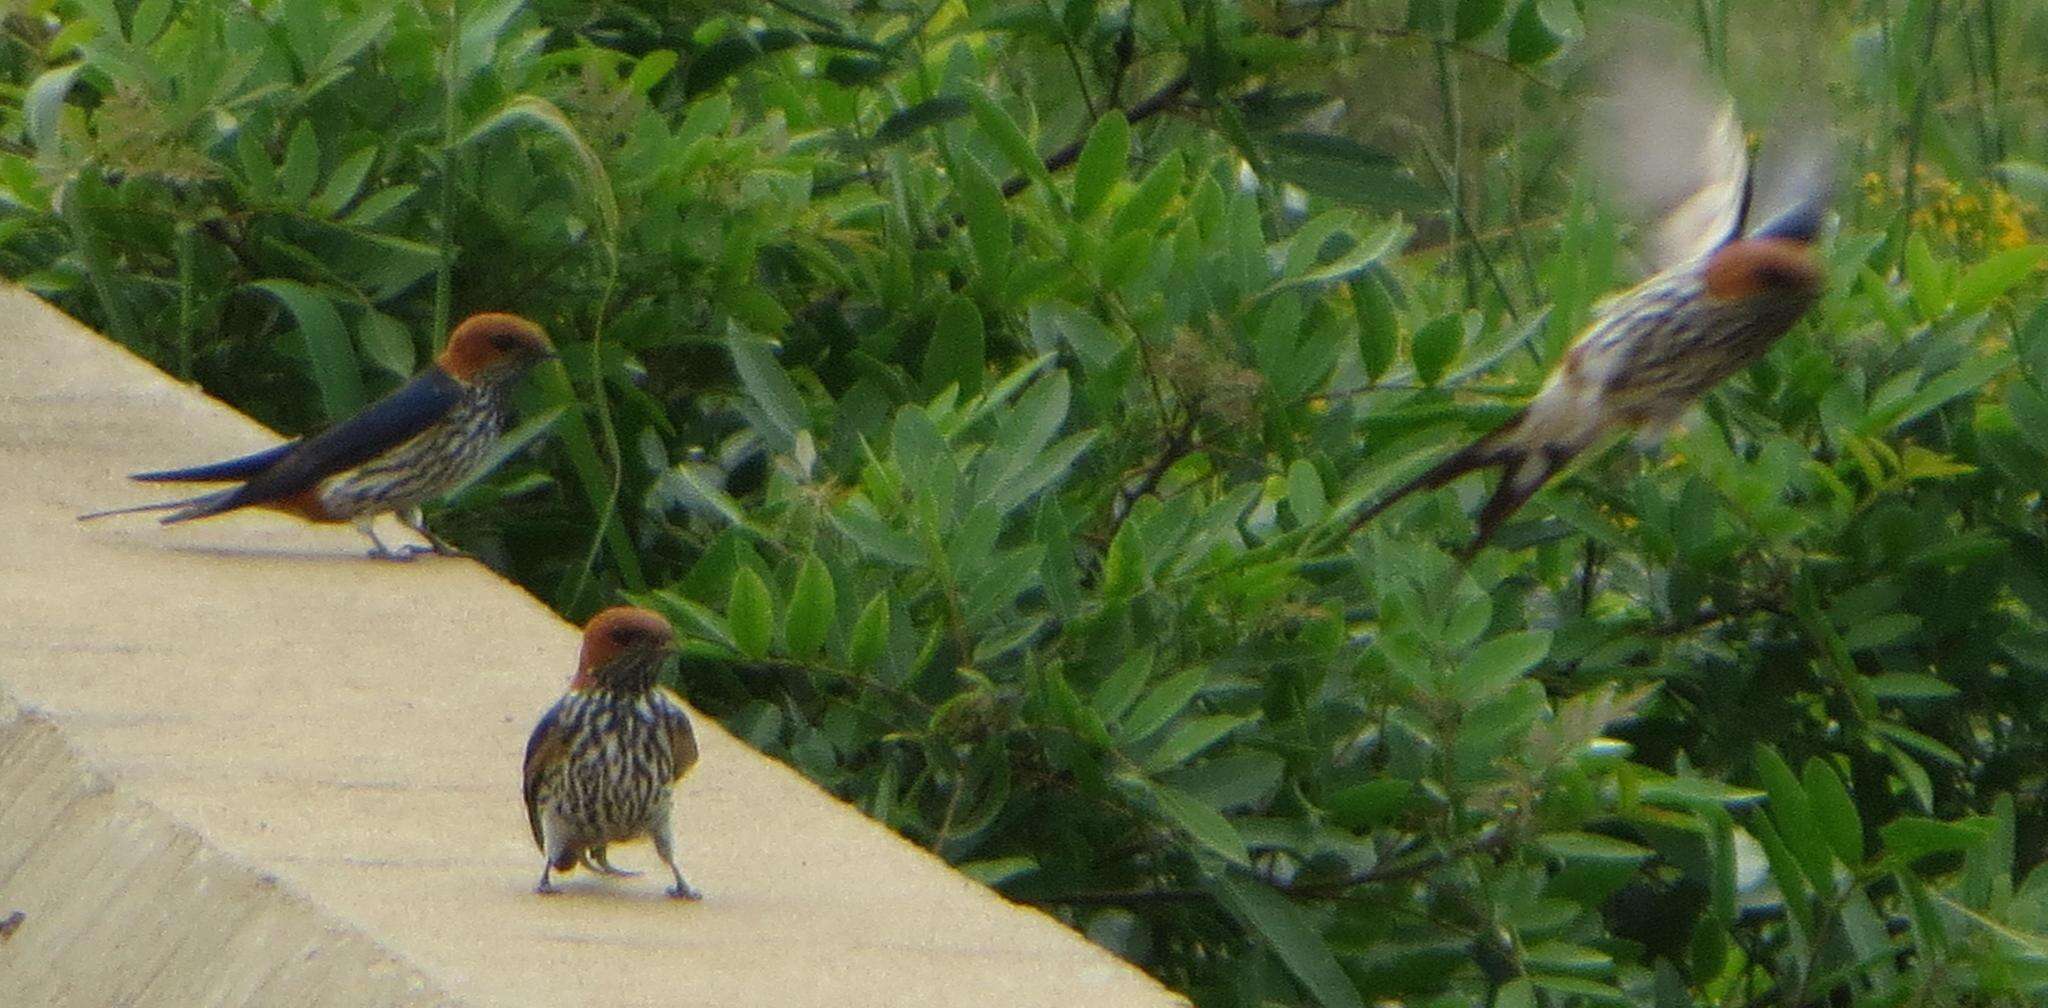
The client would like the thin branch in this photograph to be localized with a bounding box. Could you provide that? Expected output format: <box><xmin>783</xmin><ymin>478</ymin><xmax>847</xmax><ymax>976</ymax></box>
<box><xmin>1105</xmin><ymin>410</ymin><xmax>1199</xmax><ymax>540</ymax></box>
<box><xmin>997</xmin><ymin>66</ymin><xmax>1191</xmax><ymax>198</ymax></box>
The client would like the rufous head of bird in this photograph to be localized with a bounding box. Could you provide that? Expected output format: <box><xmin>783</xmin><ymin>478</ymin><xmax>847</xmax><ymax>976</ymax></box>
<box><xmin>438</xmin><ymin>313</ymin><xmax>556</xmax><ymax>385</ymax></box>
<box><xmin>1702</xmin><ymin>237</ymin><xmax>1824</xmax><ymax>303</ymax></box>
<box><xmin>574</xmin><ymin>606</ymin><xmax>677</xmax><ymax>692</ymax></box>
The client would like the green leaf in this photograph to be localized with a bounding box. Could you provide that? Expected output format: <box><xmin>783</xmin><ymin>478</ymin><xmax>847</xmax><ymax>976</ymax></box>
<box><xmin>1952</xmin><ymin>244</ymin><xmax>2048</xmax><ymax>315</ymax></box>
<box><xmin>1325</xmin><ymin>779</ymin><xmax>1415</xmax><ymax>831</ymax></box>
<box><xmin>1802</xmin><ymin>758</ymin><xmax>1865</xmax><ymax>867</ymax></box>
<box><xmin>1119</xmin><ymin>666</ymin><xmax>1205</xmax><ymax>742</ymax></box>
<box><xmin>823</xmin><ymin>54</ymin><xmax>886</xmax><ymax>86</ymax></box>
<box><xmin>1536</xmin><ymin>831</ymin><xmax>1655</xmax><ymax>864</ymax></box>
<box><xmin>1861</xmin><ymin>351</ymin><xmax>2013</xmax><ymax>434</ymax></box>
<box><xmin>1841</xmin><ymin>613</ymin><xmax>1920</xmax><ymax>651</ymax></box>
<box><xmin>785</xmin><ymin>555</ymin><xmax>837</xmax><ymax>659</ymax></box>
<box><xmin>727</xmin><ymin>566</ymin><xmax>775</xmax><ymax>659</ymax></box>
<box><xmin>872</xmin><ymin>95</ymin><xmax>970</xmax><ymax>148</ymax></box>
<box><xmin>1506</xmin><ymin>0</ymin><xmax>1564</xmax><ymax>65</ymax></box>
<box><xmin>659</xmin><ymin>464</ymin><xmax>770</xmax><ymax>537</ymax></box>
<box><xmin>1260</xmin><ymin>219</ymin><xmax>1411</xmax><ymax>299</ymax></box>
<box><xmin>622</xmin><ymin>49</ymin><xmax>679</xmax><ymax>93</ymax></box>
<box><xmin>954</xmin><ymin>150</ymin><xmax>1010</xmax><ymax>280</ymax></box>
<box><xmin>1101</xmin><ymin>521</ymin><xmax>1145</xmax><ymax>602</ymax></box>
<box><xmin>315</xmin><ymin>3</ymin><xmax>395</xmax><ymax>75</ymax></box>
<box><xmin>24</xmin><ymin>63</ymin><xmax>84</xmax><ymax>154</ymax></box>
<box><xmin>726</xmin><ymin>331</ymin><xmax>811</xmax><ymax>452</ymax></box>
<box><xmin>279</xmin><ymin>120</ymin><xmax>321</xmax><ymax>205</ymax></box>
<box><xmin>355</xmin><ymin>310</ymin><xmax>415</xmax><ymax>376</ymax></box>
<box><xmin>1110</xmin><ymin>152</ymin><xmax>1183</xmax><ymax>236</ymax></box>
<box><xmin>1071</xmin><ymin>111</ymin><xmax>1129</xmax><ymax>220</ymax></box>
<box><xmin>1755</xmin><ymin>744</ymin><xmax>1836</xmax><ymax>883</ymax></box>
<box><xmin>1042</xmin><ymin>662</ymin><xmax>1113</xmax><ymax>747</ymax></box>
<box><xmin>1286</xmin><ymin>459</ymin><xmax>1328</xmax><ymax>526</ymax></box>
<box><xmin>1866</xmin><ymin>673</ymin><xmax>1959</xmax><ymax>701</ymax></box>
<box><xmin>1351</xmin><ymin>273</ymin><xmax>1399</xmax><ymax>382</ymax></box>
<box><xmin>924</xmin><ymin>295</ymin><xmax>986</xmax><ymax>397</ymax></box>
<box><xmin>1882</xmin><ymin>816</ymin><xmax>1992</xmax><ymax>864</ymax></box>
<box><xmin>345</xmin><ymin>185</ymin><xmax>416</xmax><ymax>227</ymax></box>
<box><xmin>2005</xmin><ymin>379</ymin><xmax>2048</xmax><ymax>454</ymax></box>
<box><xmin>1528</xmin><ymin>976</ymin><xmax>1627</xmax><ymax>1003</ymax></box>
<box><xmin>1141</xmin><ymin>715</ymin><xmax>1246</xmax><ymax>772</ymax></box>
<box><xmin>131</xmin><ymin>0</ymin><xmax>172</xmax><ymax>44</ymax></box>
<box><xmin>848</xmin><ymin>591</ymin><xmax>891</xmax><ymax>671</ymax></box>
<box><xmin>1523</xmin><ymin>942</ymin><xmax>1613</xmax><ymax>977</ymax></box>
<box><xmin>1213</xmin><ymin>873</ymin><xmax>1367</xmax><ymax>1008</ymax></box>
<box><xmin>1090</xmin><ymin>654</ymin><xmax>1152</xmax><ymax>725</ymax></box>
<box><xmin>1263</xmin><ymin>132</ymin><xmax>1438</xmax><ymax>212</ymax></box>
<box><xmin>967</xmin><ymin>87</ymin><xmax>1054</xmax><ymax>198</ymax></box>
<box><xmin>1139</xmin><ymin>779</ymin><xmax>1249</xmax><ymax>865</ymax></box>
<box><xmin>1750</xmin><ymin>814</ymin><xmax>1815</xmax><ymax>938</ymax></box>
<box><xmin>1904</xmin><ymin>232</ymin><xmax>1950</xmax><ymax>317</ymax></box>
<box><xmin>636</xmin><ymin>589</ymin><xmax>738</xmax><ymax>654</ymax></box>
<box><xmin>1454</xmin><ymin>0</ymin><xmax>1507</xmax><ymax>40</ymax></box>
<box><xmin>1453</xmin><ymin>630</ymin><xmax>1550</xmax><ymax>703</ymax></box>
<box><xmin>1410</xmin><ymin>312</ymin><xmax>1463</xmax><ymax>385</ymax></box>
<box><xmin>456</xmin><ymin>0</ymin><xmax>526</xmax><ymax>80</ymax></box>
<box><xmin>1494</xmin><ymin>978</ymin><xmax>1537</xmax><ymax>1008</ymax></box>
<box><xmin>311</xmin><ymin>146</ymin><xmax>377</xmax><ymax>218</ymax></box>
<box><xmin>247</xmin><ymin>280</ymin><xmax>365</xmax><ymax>419</ymax></box>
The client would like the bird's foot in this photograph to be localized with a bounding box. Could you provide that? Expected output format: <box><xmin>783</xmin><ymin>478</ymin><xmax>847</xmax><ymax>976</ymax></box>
<box><xmin>535</xmin><ymin>880</ymin><xmax>560</xmax><ymax>895</ymax></box>
<box><xmin>426</xmin><ymin>540</ymin><xmax>470</xmax><ymax>559</ymax></box>
<box><xmin>365</xmin><ymin>544</ymin><xmax>423</xmax><ymax>562</ymax></box>
<box><xmin>667</xmin><ymin>881</ymin><xmax>703</xmax><ymax>901</ymax></box>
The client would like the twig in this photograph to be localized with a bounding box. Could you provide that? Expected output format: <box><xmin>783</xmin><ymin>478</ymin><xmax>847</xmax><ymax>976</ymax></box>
<box><xmin>1106</xmin><ymin>410</ymin><xmax>1199</xmax><ymax>540</ymax></box>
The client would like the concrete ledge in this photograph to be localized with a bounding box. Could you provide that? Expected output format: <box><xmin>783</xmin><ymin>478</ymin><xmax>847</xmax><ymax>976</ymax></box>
<box><xmin>0</xmin><ymin>285</ymin><xmax>1185</xmax><ymax>1007</ymax></box>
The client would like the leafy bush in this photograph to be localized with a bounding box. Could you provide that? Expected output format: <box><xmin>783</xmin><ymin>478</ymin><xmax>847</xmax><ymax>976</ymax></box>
<box><xmin>6</xmin><ymin>0</ymin><xmax>2048</xmax><ymax>1004</ymax></box>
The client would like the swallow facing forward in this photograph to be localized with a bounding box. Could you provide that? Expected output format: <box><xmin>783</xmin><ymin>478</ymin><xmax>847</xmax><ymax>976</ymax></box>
<box><xmin>81</xmin><ymin>313</ymin><xmax>555</xmax><ymax>560</ymax></box>
<box><xmin>1354</xmin><ymin>32</ymin><xmax>1833</xmax><ymax>553</ymax></box>
<box><xmin>523</xmin><ymin>607</ymin><xmax>702</xmax><ymax>899</ymax></box>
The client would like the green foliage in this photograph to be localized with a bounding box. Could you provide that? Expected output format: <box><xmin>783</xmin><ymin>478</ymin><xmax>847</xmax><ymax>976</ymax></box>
<box><xmin>5</xmin><ymin>1</ymin><xmax>2048</xmax><ymax>1005</ymax></box>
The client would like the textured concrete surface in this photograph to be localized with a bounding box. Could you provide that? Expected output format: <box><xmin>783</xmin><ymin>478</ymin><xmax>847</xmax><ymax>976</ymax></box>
<box><xmin>0</xmin><ymin>285</ymin><xmax>1185</xmax><ymax>1008</ymax></box>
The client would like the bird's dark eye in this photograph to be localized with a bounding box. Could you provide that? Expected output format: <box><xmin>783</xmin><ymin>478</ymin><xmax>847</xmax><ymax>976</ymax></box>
<box><xmin>491</xmin><ymin>334</ymin><xmax>520</xmax><ymax>352</ymax></box>
<box><xmin>611</xmin><ymin>629</ymin><xmax>635</xmax><ymax>645</ymax></box>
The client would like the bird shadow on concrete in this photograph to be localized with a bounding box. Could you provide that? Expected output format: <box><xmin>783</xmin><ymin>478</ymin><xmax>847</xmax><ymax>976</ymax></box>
<box><xmin>144</xmin><ymin>540</ymin><xmax>418</xmax><ymax>565</ymax></box>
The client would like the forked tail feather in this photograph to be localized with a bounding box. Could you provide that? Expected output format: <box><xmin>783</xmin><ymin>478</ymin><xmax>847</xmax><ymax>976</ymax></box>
<box><xmin>1349</xmin><ymin>409</ymin><xmax>1529</xmax><ymax>533</ymax></box>
<box><xmin>77</xmin><ymin>487</ymin><xmax>241</xmax><ymax>524</ymax></box>
<box><xmin>1349</xmin><ymin>408</ymin><xmax>1582</xmax><ymax>554</ymax></box>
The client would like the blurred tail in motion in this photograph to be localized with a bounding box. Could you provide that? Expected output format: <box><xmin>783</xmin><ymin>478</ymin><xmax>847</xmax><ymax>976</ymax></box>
<box><xmin>1348</xmin><ymin>408</ymin><xmax>1578</xmax><ymax>554</ymax></box>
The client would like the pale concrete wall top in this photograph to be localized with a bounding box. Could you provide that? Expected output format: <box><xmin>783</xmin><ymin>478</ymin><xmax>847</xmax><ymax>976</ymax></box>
<box><xmin>0</xmin><ymin>285</ymin><xmax>1185</xmax><ymax>1008</ymax></box>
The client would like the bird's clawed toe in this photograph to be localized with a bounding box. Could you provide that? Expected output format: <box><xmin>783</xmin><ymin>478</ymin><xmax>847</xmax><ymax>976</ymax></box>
<box><xmin>667</xmin><ymin>882</ymin><xmax>703</xmax><ymax>901</ymax></box>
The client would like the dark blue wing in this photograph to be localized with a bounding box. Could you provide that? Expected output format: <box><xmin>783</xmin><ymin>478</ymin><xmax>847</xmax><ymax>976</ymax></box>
<box><xmin>133</xmin><ymin>441</ymin><xmax>300</xmax><ymax>483</ymax></box>
<box><xmin>1747</xmin><ymin>142</ymin><xmax>1833</xmax><ymax>244</ymax></box>
<box><xmin>523</xmin><ymin>700</ymin><xmax>571</xmax><ymax>850</ymax></box>
<box><xmin>199</xmin><ymin>369</ymin><xmax>464</xmax><ymax>514</ymax></box>
<box><xmin>1749</xmin><ymin>188</ymin><xmax>1829</xmax><ymax>243</ymax></box>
